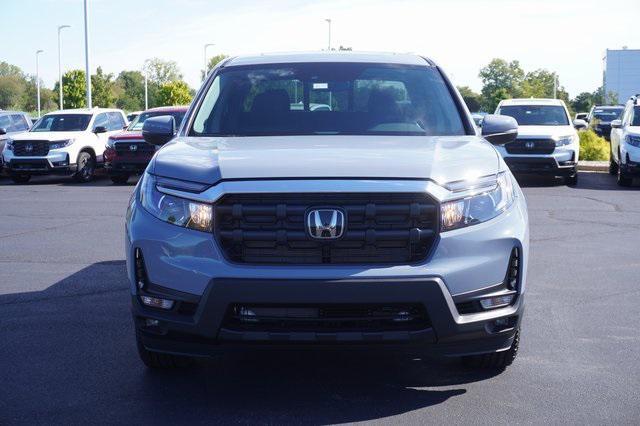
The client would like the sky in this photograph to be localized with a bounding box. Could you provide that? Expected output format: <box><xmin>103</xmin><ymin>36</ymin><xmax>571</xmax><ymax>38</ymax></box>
<box><xmin>2</xmin><ymin>0</ymin><xmax>639</xmax><ymax>98</ymax></box>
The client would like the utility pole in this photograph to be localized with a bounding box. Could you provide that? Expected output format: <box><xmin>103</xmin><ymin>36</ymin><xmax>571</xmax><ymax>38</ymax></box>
<box><xmin>203</xmin><ymin>43</ymin><xmax>215</xmax><ymax>81</ymax></box>
<box><xmin>553</xmin><ymin>74</ymin><xmax>557</xmax><ymax>99</ymax></box>
<box><xmin>83</xmin><ymin>0</ymin><xmax>92</xmax><ymax>108</ymax></box>
<box><xmin>36</xmin><ymin>50</ymin><xmax>44</xmax><ymax>118</ymax></box>
<box><xmin>57</xmin><ymin>25</ymin><xmax>71</xmax><ymax>110</ymax></box>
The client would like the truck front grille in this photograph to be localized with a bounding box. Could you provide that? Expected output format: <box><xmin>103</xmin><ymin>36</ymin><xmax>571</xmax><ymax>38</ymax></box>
<box><xmin>215</xmin><ymin>192</ymin><xmax>439</xmax><ymax>264</ymax></box>
<box><xmin>506</xmin><ymin>138</ymin><xmax>555</xmax><ymax>155</ymax></box>
<box><xmin>115</xmin><ymin>141</ymin><xmax>155</xmax><ymax>153</ymax></box>
<box><xmin>13</xmin><ymin>140</ymin><xmax>49</xmax><ymax>157</ymax></box>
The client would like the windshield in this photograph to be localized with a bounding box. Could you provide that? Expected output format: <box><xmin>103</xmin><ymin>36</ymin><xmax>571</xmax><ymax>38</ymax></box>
<box><xmin>128</xmin><ymin>110</ymin><xmax>186</xmax><ymax>131</ymax></box>
<box><xmin>190</xmin><ymin>63</ymin><xmax>466</xmax><ymax>137</ymax></box>
<box><xmin>592</xmin><ymin>108</ymin><xmax>623</xmax><ymax>121</ymax></box>
<box><xmin>498</xmin><ymin>105</ymin><xmax>569</xmax><ymax>126</ymax></box>
<box><xmin>633</xmin><ymin>106</ymin><xmax>640</xmax><ymax>126</ymax></box>
<box><xmin>31</xmin><ymin>114</ymin><xmax>91</xmax><ymax>132</ymax></box>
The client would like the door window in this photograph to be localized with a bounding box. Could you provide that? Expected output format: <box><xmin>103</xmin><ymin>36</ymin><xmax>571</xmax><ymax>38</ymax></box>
<box><xmin>93</xmin><ymin>113</ymin><xmax>109</xmax><ymax>130</ymax></box>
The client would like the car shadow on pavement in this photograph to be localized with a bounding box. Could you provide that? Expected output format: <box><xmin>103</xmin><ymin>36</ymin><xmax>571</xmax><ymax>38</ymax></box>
<box><xmin>515</xmin><ymin>171</ymin><xmax>639</xmax><ymax>190</ymax></box>
<box><xmin>0</xmin><ymin>261</ymin><xmax>502</xmax><ymax>423</ymax></box>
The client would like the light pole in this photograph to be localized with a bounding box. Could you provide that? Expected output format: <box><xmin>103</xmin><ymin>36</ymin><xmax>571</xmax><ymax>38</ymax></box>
<box><xmin>553</xmin><ymin>73</ymin><xmax>557</xmax><ymax>99</ymax></box>
<box><xmin>57</xmin><ymin>24</ymin><xmax>71</xmax><ymax>110</ymax></box>
<box><xmin>36</xmin><ymin>50</ymin><xmax>44</xmax><ymax>118</ymax></box>
<box><xmin>203</xmin><ymin>43</ymin><xmax>215</xmax><ymax>81</ymax></box>
<box><xmin>143</xmin><ymin>59</ymin><xmax>151</xmax><ymax>110</ymax></box>
<box><xmin>325</xmin><ymin>19</ymin><xmax>332</xmax><ymax>51</ymax></box>
<box><xmin>83</xmin><ymin>0</ymin><xmax>92</xmax><ymax>108</ymax></box>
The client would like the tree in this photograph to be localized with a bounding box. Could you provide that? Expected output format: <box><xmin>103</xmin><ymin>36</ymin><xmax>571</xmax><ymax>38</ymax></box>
<box><xmin>521</xmin><ymin>69</ymin><xmax>557</xmax><ymax>98</ymax></box>
<box><xmin>479</xmin><ymin>58</ymin><xmax>525</xmax><ymax>112</ymax></box>
<box><xmin>54</xmin><ymin>69</ymin><xmax>87</xmax><ymax>109</ymax></box>
<box><xmin>156</xmin><ymin>80</ymin><xmax>192</xmax><ymax>106</ymax></box>
<box><xmin>144</xmin><ymin>58</ymin><xmax>182</xmax><ymax>85</ymax></box>
<box><xmin>457</xmin><ymin>86</ymin><xmax>482</xmax><ymax>112</ymax></box>
<box><xmin>201</xmin><ymin>54</ymin><xmax>229</xmax><ymax>80</ymax></box>
<box><xmin>114</xmin><ymin>70</ymin><xmax>145</xmax><ymax>111</ymax></box>
<box><xmin>571</xmin><ymin>92</ymin><xmax>594</xmax><ymax>113</ymax></box>
<box><xmin>22</xmin><ymin>75</ymin><xmax>55</xmax><ymax>112</ymax></box>
<box><xmin>0</xmin><ymin>75</ymin><xmax>25</xmax><ymax>109</ymax></box>
<box><xmin>91</xmin><ymin>67</ymin><xmax>116</xmax><ymax>107</ymax></box>
<box><xmin>0</xmin><ymin>61</ymin><xmax>24</xmax><ymax>78</ymax></box>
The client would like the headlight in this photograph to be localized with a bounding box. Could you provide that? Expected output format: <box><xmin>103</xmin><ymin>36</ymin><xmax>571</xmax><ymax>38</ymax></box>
<box><xmin>49</xmin><ymin>139</ymin><xmax>74</xmax><ymax>150</ymax></box>
<box><xmin>625</xmin><ymin>135</ymin><xmax>640</xmax><ymax>148</ymax></box>
<box><xmin>441</xmin><ymin>172</ymin><xmax>516</xmax><ymax>231</ymax></box>
<box><xmin>106</xmin><ymin>137</ymin><xmax>116</xmax><ymax>149</ymax></box>
<box><xmin>139</xmin><ymin>173</ymin><xmax>213</xmax><ymax>232</ymax></box>
<box><xmin>554</xmin><ymin>135</ymin><xmax>575</xmax><ymax>147</ymax></box>
<box><xmin>5</xmin><ymin>139</ymin><xmax>14</xmax><ymax>151</ymax></box>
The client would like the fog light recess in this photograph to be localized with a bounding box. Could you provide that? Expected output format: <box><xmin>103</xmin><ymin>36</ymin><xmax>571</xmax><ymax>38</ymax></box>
<box><xmin>479</xmin><ymin>294</ymin><xmax>515</xmax><ymax>310</ymax></box>
<box><xmin>141</xmin><ymin>296</ymin><xmax>175</xmax><ymax>310</ymax></box>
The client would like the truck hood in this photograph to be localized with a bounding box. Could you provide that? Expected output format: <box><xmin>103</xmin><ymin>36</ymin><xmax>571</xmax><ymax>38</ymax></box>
<box><xmin>11</xmin><ymin>131</ymin><xmax>87</xmax><ymax>141</ymax></box>
<box><xmin>150</xmin><ymin>135</ymin><xmax>501</xmax><ymax>187</ymax></box>
<box><xmin>110</xmin><ymin>130</ymin><xmax>143</xmax><ymax>141</ymax></box>
<box><xmin>516</xmin><ymin>125</ymin><xmax>576</xmax><ymax>138</ymax></box>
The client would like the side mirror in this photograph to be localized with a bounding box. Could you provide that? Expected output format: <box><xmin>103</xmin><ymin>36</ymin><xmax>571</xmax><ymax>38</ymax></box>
<box><xmin>610</xmin><ymin>119</ymin><xmax>622</xmax><ymax>129</ymax></box>
<box><xmin>573</xmin><ymin>119</ymin><xmax>588</xmax><ymax>130</ymax></box>
<box><xmin>0</xmin><ymin>128</ymin><xmax>6</xmax><ymax>136</ymax></box>
<box><xmin>142</xmin><ymin>115</ymin><xmax>176</xmax><ymax>146</ymax></box>
<box><xmin>94</xmin><ymin>126</ymin><xmax>108</xmax><ymax>134</ymax></box>
<box><xmin>481</xmin><ymin>114</ymin><xmax>518</xmax><ymax>145</ymax></box>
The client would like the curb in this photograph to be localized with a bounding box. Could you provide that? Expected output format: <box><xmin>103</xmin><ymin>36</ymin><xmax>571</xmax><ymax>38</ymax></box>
<box><xmin>578</xmin><ymin>161</ymin><xmax>608</xmax><ymax>172</ymax></box>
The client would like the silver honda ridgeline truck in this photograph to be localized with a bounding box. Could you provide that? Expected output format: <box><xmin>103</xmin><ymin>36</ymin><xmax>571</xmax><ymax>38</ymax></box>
<box><xmin>126</xmin><ymin>52</ymin><xmax>529</xmax><ymax>370</ymax></box>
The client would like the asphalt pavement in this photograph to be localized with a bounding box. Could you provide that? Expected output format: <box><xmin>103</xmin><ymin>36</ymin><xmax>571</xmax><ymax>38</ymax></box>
<box><xmin>1</xmin><ymin>172</ymin><xmax>639</xmax><ymax>424</ymax></box>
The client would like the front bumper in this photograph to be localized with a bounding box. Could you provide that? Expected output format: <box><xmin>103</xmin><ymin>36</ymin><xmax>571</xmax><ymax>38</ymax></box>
<box><xmin>105</xmin><ymin>160</ymin><xmax>150</xmax><ymax>176</ymax></box>
<box><xmin>134</xmin><ymin>278</ymin><xmax>523</xmax><ymax>358</ymax></box>
<box><xmin>4</xmin><ymin>155</ymin><xmax>77</xmax><ymax>175</ymax></box>
<box><xmin>126</xmin><ymin>179</ymin><xmax>529</xmax><ymax>358</ymax></box>
<box><xmin>495</xmin><ymin>145</ymin><xmax>578</xmax><ymax>176</ymax></box>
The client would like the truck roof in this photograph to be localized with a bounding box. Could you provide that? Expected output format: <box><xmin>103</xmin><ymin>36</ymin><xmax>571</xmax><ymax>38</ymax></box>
<box><xmin>225</xmin><ymin>51</ymin><xmax>433</xmax><ymax>67</ymax></box>
<box><xmin>45</xmin><ymin>108</ymin><xmax>124</xmax><ymax>116</ymax></box>
<box><xmin>499</xmin><ymin>98</ymin><xmax>566</xmax><ymax>107</ymax></box>
<box><xmin>145</xmin><ymin>106</ymin><xmax>189</xmax><ymax>113</ymax></box>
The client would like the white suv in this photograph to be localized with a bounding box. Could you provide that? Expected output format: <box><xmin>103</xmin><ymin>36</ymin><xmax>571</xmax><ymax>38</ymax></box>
<box><xmin>494</xmin><ymin>98</ymin><xmax>583</xmax><ymax>186</ymax></box>
<box><xmin>2</xmin><ymin>108</ymin><xmax>127</xmax><ymax>183</ymax></box>
<box><xmin>609</xmin><ymin>95</ymin><xmax>640</xmax><ymax>187</ymax></box>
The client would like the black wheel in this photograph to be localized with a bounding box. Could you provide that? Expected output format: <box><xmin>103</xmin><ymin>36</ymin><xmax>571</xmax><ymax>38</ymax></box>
<box><xmin>136</xmin><ymin>331</ymin><xmax>193</xmax><ymax>369</ymax></box>
<box><xmin>462</xmin><ymin>329</ymin><xmax>520</xmax><ymax>370</ymax></box>
<box><xmin>617</xmin><ymin>165</ymin><xmax>633</xmax><ymax>187</ymax></box>
<box><xmin>74</xmin><ymin>151</ymin><xmax>96</xmax><ymax>183</ymax></box>
<box><xmin>609</xmin><ymin>146</ymin><xmax>618</xmax><ymax>175</ymax></box>
<box><xmin>110</xmin><ymin>174</ymin><xmax>130</xmax><ymax>184</ymax></box>
<box><xmin>565</xmin><ymin>171</ymin><xmax>578</xmax><ymax>186</ymax></box>
<box><xmin>10</xmin><ymin>173</ymin><xmax>31</xmax><ymax>184</ymax></box>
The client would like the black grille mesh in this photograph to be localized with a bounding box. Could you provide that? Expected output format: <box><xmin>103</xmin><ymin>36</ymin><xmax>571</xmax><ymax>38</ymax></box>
<box><xmin>506</xmin><ymin>138</ymin><xmax>555</xmax><ymax>155</ymax></box>
<box><xmin>13</xmin><ymin>140</ymin><xmax>49</xmax><ymax>156</ymax></box>
<box><xmin>215</xmin><ymin>193</ymin><xmax>439</xmax><ymax>264</ymax></box>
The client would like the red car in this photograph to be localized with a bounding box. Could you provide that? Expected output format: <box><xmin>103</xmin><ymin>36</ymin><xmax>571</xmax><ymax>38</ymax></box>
<box><xmin>104</xmin><ymin>106</ymin><xmax>188</xmax><ymax>184</ymax></box>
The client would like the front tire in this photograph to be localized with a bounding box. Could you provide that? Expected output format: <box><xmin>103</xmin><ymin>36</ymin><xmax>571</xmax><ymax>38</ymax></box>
<box><xmin>74</xmin><ymin>151</ymin><xmax>96</xmax><ymax>183</ymax></box>
<box><xmin>565</xmin><ymin>171</ymin><xmax>578</xmax><ymax>186</ymax></box>
<box><xmin>462</xmin><ymin>329</ymin><xmax>520</xmax><ymax>370</ymax></box>
<box><xmin>10</xmin><ymin>173</ymin><xmax>31</xmax><ymax>184</ymax></box>
<box><xmin>136</xmin><ymin>331</ymin><xmax>193</xmax><ymax>369</ymax></box>
<box><xmin>617</xmin><ymin>165</ymin><xmax>633</xmax><ymax>187</ymax></box>
<box><xmin>609</xmin><ymin>146</ymin><xmax>618</xmax><ymax>175</ymax></box>
<box><xmin>110</xmin><ymin>174</ymin><xmax>130</xmax><ymax>184</ymax></box>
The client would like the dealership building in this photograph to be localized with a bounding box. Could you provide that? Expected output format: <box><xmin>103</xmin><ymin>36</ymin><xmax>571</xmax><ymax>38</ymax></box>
<box><xmin>604</xmin><ymin>48</ymin><xmax>640</xmax><ymax>104</ymax></box>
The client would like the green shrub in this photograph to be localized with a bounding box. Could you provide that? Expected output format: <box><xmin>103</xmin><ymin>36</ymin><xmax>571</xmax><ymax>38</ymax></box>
<box><xmin>579</xmin><ymin>130</ymin><xmax>609</xmax><ymax>161</ymax></box>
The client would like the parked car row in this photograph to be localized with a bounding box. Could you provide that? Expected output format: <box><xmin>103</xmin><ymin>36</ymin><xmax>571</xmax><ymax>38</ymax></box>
<box><xmin>609</xmin><ymin>94</ymin><xmax>640</xmax><ymax>186</ymax></box>
<box><xmin>0</xmin><ymin>106</ymin><xmax>187</xmax><ymax>184</ymax></box>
